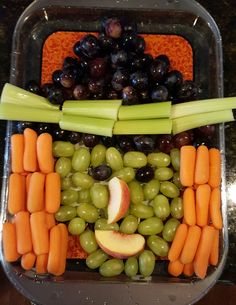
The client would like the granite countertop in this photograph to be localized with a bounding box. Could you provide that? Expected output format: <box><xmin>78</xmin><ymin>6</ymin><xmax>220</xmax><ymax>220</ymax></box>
<box><xmin>0</xmin><ymin>0</ymin><xmax>235</xmax><ymax>299</ymax></box>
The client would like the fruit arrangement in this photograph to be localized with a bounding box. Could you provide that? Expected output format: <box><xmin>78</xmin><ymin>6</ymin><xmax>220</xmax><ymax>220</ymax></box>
<box><xmin>1</xmin><ymin>17</ymin><xmax>224</xmax><ymax>280</ymax></box>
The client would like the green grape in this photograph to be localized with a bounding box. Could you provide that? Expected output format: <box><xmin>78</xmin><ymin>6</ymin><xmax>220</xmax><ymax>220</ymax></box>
<box><xmin>106</xmin><ymin>147</ymin><xmax>123</xmax><ymax>171</ymax></box>
<box><xmin>90</xmin><ymin>184</ymin><xmax>109</xmax><ymax>208</ymax></box>
<box><xmin>99</xmin><ymin>259</ymin><xmax>124</xmax><ymax>277</ymax></box>
<box><xmin>55</xmin><ymin>157</ymin><xmax>72</xmax><ymax>178</ymax></box>
<box><xmin>160</xmin><ymin>181</ymin><xmax>180</xmax><ymax>198</ymax></box>
<box><xmin>172</xmin><ymin>172</ymin><xmax>182</xmax><ymax>189</ymax></box>
<box><xmin>79</xmin><ymin>229</ymin><xmax>98</xmax><ymax>253</ymax></box>
<box><xmin>61</xmin><ymin>189</ymin><xmax>79</xmax><ymax>205</ymax></box>
<box><xmin>72</xmin><ymin>172</ymin><xmax>94</xmax><ymax>189</ymax></box>
<box><xmin>162</xmin><ymin>218</ymin><xmax>180</xmax><ymax>242</ymax></box>
<box><xmin>123</xmin><ymin>151</ymin><xmax>147</xmax><ymax>168</ymax></box>
<box><xmin>143</xmin><ymin>179</ymin><xmax>160</xmax><ymax>200</ymax></box>
<box><xmin>94</xmin><ymin>218</ymin><xmax>119</xmax><ymax>231</ymax></box>
<box><xmin>91</xmin><ymin>144</ymin><xmax>106</xmax><ymax>167</ymax></box>
<box><xmin>138</xmin><ymin>217</ymin><xmax>163</xmax><ymax>235</ymax></box>
<box><xmin>78</xmin><ymin>189</ymin><xmax>91</xmax><ymax>203</ymax></box>
<box><xmin>155</xmin><ymin>167</ymin><xmax>173</xmax><ymax>181</ymax></box>
<box><xmin>61</xmin><ymin>177</ymin><xmax>72</xmax><ymax>190</ymax></box>
<box><xmin>53</xmin><ymin>141</ymin><xmax>74</xmax><ymax>157</ymax></box>
<box><xmin>170</xmin><ymin>197</ymin><xmax>184</xmax><ymax>219</ymax></box>
<box><xmin>111</xmin><ymin>167</ymin><xmax>135</xmax><ymax>183</ymax></box>
<box><xmin>153</xmin><ymin>194</ymin><xmax>170</xmax><ymax>220</ymax></box>
<box><xmin>139</xmin><ymin>250</ymin><xmax>155</xmax><ymax>277</ymax></box>
<box><xmin>72</xmin><ymin>147</ymin><xmax>90</xmax><ymax>172</ymax></box>
<box><xmin>130</xmin><ymin>204</ymin><xmax>154</xmax><ymax>219</ymax></box>
<box><xmin>68</xmin><ymin>217</ymin><xmax>86</xmax><ymax>235</ymax></box>
<box><xmin>77</xmin><ymin>203</ymin><xmax>99</xmax><ymax>223</ymax></box>
<box><xmin>86</xmin><ymin>249</ymin><xmax>108</xmax><ymax>269</ymax></box>
<box><xmin>119</xmin><ymin>215</ymin><xmax>138</xmax><ymax>234</ymax></box>
<box><xmin>55</xmin><ymin>206</ymin><xmax>77</xmax><ymax>222</ymax></box>
<box><xmin>147</xmin><ymin>235</ymin><xmax>169</xmax><ymax>257</ymax></box>
<box><xmin>170</xmin><ymin>148</ymin><xmax>180</xmax><ymax>171</ymax></box>
<box><xmin>147</xmin><ymin>152</ymin><xmax>170</xmax><ymax>167</ymax></box>
<box><xmin>128</xmin><ymin>180</ymin><xmax>144</xmax><ymax>205</ymax></box>
<box><xmin>125</xmin><ymin>257</ymin><xmax>138</xmax><ymax>277</ymax></box>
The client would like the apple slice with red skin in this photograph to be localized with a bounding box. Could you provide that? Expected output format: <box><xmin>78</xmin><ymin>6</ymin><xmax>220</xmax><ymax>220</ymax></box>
<box><xmin>107</xmin><ymin>177</ymin><xmax>130</xmax><ymax>224</ymax></box>
<box><xmin>95</xmin><ymin>230</ymin><xmax>145</xmax><ymax>259</ymax></box>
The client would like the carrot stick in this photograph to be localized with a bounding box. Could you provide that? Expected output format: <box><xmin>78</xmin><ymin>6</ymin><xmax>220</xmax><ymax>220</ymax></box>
<box><xmin>168</xmin><ymin>260</ymin><xmax>184</xmax><ymax>277</ymax></box>
<box><xmin>47</xmin><ymin>225</ymin><xmax>61</xmax><ymax>275</ymax></box>
<box><xmin>8</xmin><ymin>173</ymin><xmax>26</xmax><ymax>215</ymax></box>
<box><xmin>183</xmin><ymin>262</ymin><xmax>194</xmax><ymax>277</ymax></box>
<box><xmin>11</xmin><ymin>134</ymin><xmax>24</xmax><ymax>173</ymax></box>
<box><xmin>15</xmin><ymin>211</ymin><xmax>32</xmax><ymax>255</ymax></box>
<box><xmin>183</xmin><ymin>187</ymin><xmax>196</xmax><ymax>226</ymax></box>
<box><xmin>45</xmin><ymin>213</ymin><xmax>56</xmax><ymax>230</ymax></box>
<box><xmin>193</xmin><ymin>225</ymin><xmax>215</xmax><ymax>279</ymax></box>
<box><xmin>21</xmin><ymin>252</ymin><xmax>36</xmax><ymax>270</ymax></box>
<box><xmin>54</xmin><ymin>224</ymin><xmax>68</xmax><ymax>276</ymax></box>
<box><xmin>194</xmin><ymin>145</ymin><xmax>209</xmax><ymax>185</ymax></box>
<box><xmin>36</xmin><ymin>254</ymin><xmax>48</xmax><ymax>274</ymax></box>
<box><xmin>196</xmin><ymin>184</ymin><xmax>211</xmax><ymax>227</ymax></box>
<box><xmin>45</xmin><ymin>172</ymin><xmax>61</xmax><ymax>214</ymax></box>
<box><xmin>209</xmin><ymin>188</ymin><xmax>223</xmax><ymax>229</ymax></box>
<box><xmin>23</xmin><ymin>128</ymin><xmax>38</xmax><ymax>172</ymax></box>
<box><xmin>27</xmin><ymin>172</ymin><xmax>45</xmax><ymax>213</ymax></box>
<box><xmin>168</xmin><ymin>224</ymin><xmax>188</xmax><ymax>262</ymax></box>
<box><xmin>209</xmin><ymin>228</ymin><xmax>219</xmax><ymax>266</ymax></box>
<box><xmin>2</xmin><ymin>222</ymin><xmax>20</xmax><ymax>262</ymax></box>
<box><xmin>26</xmin><ymin>173</ymin><xmax>32</xmax><ymax>194</ymax></box>
<box><xmin>37</xmin><ymin>133</ymin><xmax>54</xmax><ymax>174</ymax></box>
<box><xmin>180</xmin><ymin>146</ymin><xmax>196</xmax><ymax>186</ymax></box>
<box><xmin>208</xmin><ymin>148</ymin><xmax>221</xmax><ymax>188</ymax></box>
<box><xmin>180</xmin><ymin>225</ymin><xmax>201</xmax><ymax>264</ymax></box>
<box><xmin>30</xmin><ymin>211</ymin><xmax>49</xmax><ymax>255</ymax></box>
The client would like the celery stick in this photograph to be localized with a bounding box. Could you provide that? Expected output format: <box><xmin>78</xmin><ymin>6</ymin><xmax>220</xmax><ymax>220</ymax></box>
<box><xmin>118</xmin><ymin>102</ymin><xmax>171</xmax><ymax>120</ymax></box>
<box><xmin>1</xmin><ymin>83</ymin><xmax>59</xmax><ymax>110</ymax></box>
<box><xmin>0</xmin><ymin>104</ymin><xmax>62</xmax><ymax>123</ymax></box>
<box><xmin>171</xmin><ymin>97</ymin><xmax>236</xmax><ymax>119</ymax></box>
<box><xmin>113</xmin><ymin>119</ymin><xmax>172</xmax><ymax>135</ymax></box>
<box><xmin>172</xmin><ymin>110</ymin><xmax>234</xmax><ymax>135</ymax></box>
<box><xmin>60</xmin><ymin>114</ymin><xmax>115</xmax><ymax>137</ymax></box>
<box><xmin>63</xmin><ymin>100</ymin><xmax>122</xmax><ymax>120</ymax></box>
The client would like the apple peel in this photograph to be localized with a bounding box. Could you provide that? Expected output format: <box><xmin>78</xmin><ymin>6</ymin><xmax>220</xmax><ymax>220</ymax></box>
<box><xmin>107</xmin><ymin>177</ymin><xmax>130</xmax><ymax>224</ymax></box>
<box><xmin>95</xmin><ymin>230</ymin><xmax>145</xmax><ymax>259</ymax></box>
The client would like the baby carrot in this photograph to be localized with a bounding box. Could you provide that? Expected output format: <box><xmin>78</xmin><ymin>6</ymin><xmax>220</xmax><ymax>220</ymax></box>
<box><xmin>15</xmin><ymin>211</ymin><xmax>32</xmax><ymax>255</ymax></box>
<box><xmin>196</xmin><ymin>184</ymin><xmax>211</xmax><ymax>227</ymax></box>
<box><xmin>45</xmin><ymin>213</ymin><xmax>56</xmax><ymax>230</ymax></box>
<box><xmin>11</xmin><ymin>134</ymin><xmax>24</xmax><ymax>173</ymax></box>
<box><xmin>30</xmin><ymin>211</ymin><xmax>49</xmax><ymax>255</ymax></box>
<box><xmin>27</xmin><ymin>172</ymin><xmax>45</xmax><ymax>213</ymax></box>
<box><xmin>21</xmin><ymin>252</ymin><xmax>36</xmax><ymax>271</ymax></box>
<box><xmin>183</xmin><ymin>187</ymin><xmax>196</xmax><ymax>226</ymax></box>
<box><xmin>45</xmin><ymin>172</ymin><xmax>61</xmax><ymax>214</ymax></box>
<box><xmin>194</xmin><ymin>145</ymin><xmax>209</xmax><ymax>185</ymax></box>
<box><xmin>193</xmin><ymin>225</ymin><xmax>215</xmax><ymax>279</ymax></box>
<box><xmin>180</xmin><ymin>146</ymin><xmax>196</xmax><ymax>187</ymax></box>
<box><xmin>36</xmin><ymin>254</ymin><xmax>48</xmax><ymax>274</ymax></box>
<box><xmin>47</xmin><ymin>225</ymin><xmax>61</xmax><ymax>275</ymax></box>
<box><xmin>208</xmin><ymin>148</ymin><xmax>221</xmax><ymax>188</ymax></box>
<box><xmin>8</xmin><ymin>173</ymin><xmax>26</xmax><ymax>215</ymax></box>
<box><xmin>168</xmin><ymin>260</ymin><xmax>184</xmax><ymax>277</ymax></box>
<box><xmin>54</xmin><ymin>224</ymin><xmax>68</xmax><ymax>276</ymax></box>
<box><xmin>2</xmin><ymin>222</ymin><xmax>20</xmax><ymax>262</ymax></box>
<box><xmin>180</xmin><ymin>225</ymin><xmax>201</xmax><ymax>264</ymax></box>
<box><xmin>37</xmin><ymin>133</ymin><xmax>54</xmax><ymax>174</ymax></box>
<box><xmin>26</xmin><ymin>173</ymin><xmax>32</xmax><ymax>194</ymax></box>
<box><xmin>168</xmin><ymin>224</ymin><xmax>188</xmax><ymax>262</ymax></box>
<box><xmin>23</xmin><ymin>128</ymin><xmax>38</xmax><ymax>172</ymax></box>
<box><xmin>209</xmin><ymin>188</ymin><xmax>223</xmax><ymax>229</ymax></box>
<box><xmin>209</xmin><ymin>228</ymin><xmax>219</xmax><ymax>266</ymax></box>
<box><xmin>183</xmin><ymin>262</ymin><xmax>194</xmax><ymax>277</ymax></box>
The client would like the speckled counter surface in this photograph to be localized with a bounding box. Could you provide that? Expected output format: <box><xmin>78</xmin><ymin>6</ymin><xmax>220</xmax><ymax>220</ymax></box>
<box><xmin>0</xmin><ymin>0</ymin><xmax>235</xmax><ymax>284</ymax></box>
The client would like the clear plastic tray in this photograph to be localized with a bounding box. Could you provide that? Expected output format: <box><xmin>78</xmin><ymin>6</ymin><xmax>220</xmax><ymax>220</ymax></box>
<box><xmin>0</xmin><ymin>1</ymin><xmax>228</xmax><ymax>304</ymax></box>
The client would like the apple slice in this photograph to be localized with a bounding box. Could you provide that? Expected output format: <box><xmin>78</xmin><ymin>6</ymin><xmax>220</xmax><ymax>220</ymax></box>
<box><xmin>107</xmin><ymin>177</ymin><xmax>130</xmax><ymax>224</ymax></box>
<box><xmin>95</xmin><ymin>230</ymin><xmax>145</xmax><ymax>259</ymax></box>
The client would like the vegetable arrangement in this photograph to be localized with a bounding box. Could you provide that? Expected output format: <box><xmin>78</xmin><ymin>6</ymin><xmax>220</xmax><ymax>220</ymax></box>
<box><xmin>3</xmin><ymin>129</ymin><xmax>68</xmax><ymax>276</ymax></box>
